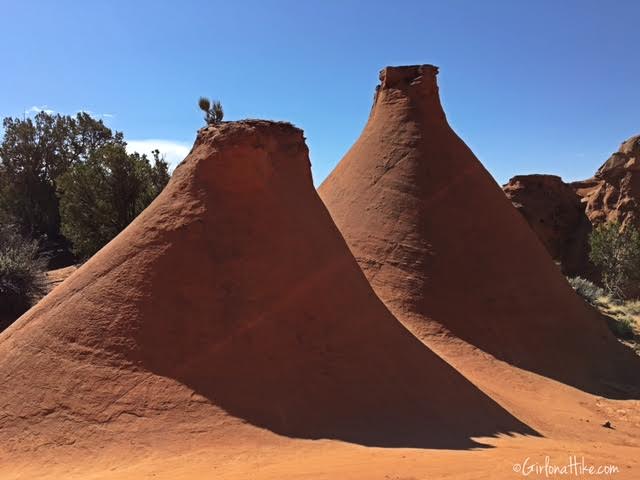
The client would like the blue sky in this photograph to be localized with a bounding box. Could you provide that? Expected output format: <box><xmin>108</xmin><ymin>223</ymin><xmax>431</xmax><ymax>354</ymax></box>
<box><xmin>1</xmin><ymin>0</ymin><xmax>639</xmax><ymax>185</ymax></box>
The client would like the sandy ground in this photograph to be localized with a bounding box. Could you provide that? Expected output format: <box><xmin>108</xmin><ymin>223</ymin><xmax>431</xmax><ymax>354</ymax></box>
<box><xmin>3</xmin><ymin>338</ymin><xmax>639</xmax><ymax>479</ymax></box>
<box><xmin>9</xmin><ymin>437</ymin><xmax>637</xmax><ymax>480</ymax></box>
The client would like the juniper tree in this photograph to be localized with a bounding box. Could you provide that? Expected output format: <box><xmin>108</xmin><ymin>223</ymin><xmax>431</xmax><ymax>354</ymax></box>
<box><xmin>589</xmin><ymin>221</ymin><xmax>640</xmax><ymax>298</ymax></box>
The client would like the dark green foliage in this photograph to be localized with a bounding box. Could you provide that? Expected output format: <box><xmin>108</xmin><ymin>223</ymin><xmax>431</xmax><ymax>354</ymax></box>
<box><xmin>198</xmin><ymin>97</ymin><xmax>224</xmax><ymax>125</ymax></box>
<box><xmin>149</xmin><ymin>149</ymin><xmax>171</xmax><ymax>195</ymax></box>
<box><xmin>608</xmin><ymin>316</ymin><xmax>635</xmax><ymax>340</ymax></box>
<box><xmin>0</xmin><ymin>112</ymin><xmax>123</xmax><ymax>238</ymax></box>
<box><xmin>589</xmin><ymin>221</ymin><xmax>640</xmax><ymax>298</ymax></box>
<box><xmin>0</xmin><ymin>224</ymin><xmax>45</xmax><ymax>317</ymax></box>
<box><xmin>0</xmin><ymin>111</ymin><xmax>171</xmax><ymax>261</ymax></box>
<box><xmin>58</xmin><ymin>144</ymin><xmax>170</xmax><ymax>259</ymax></box>
<box><xmin>211</xmin><ymin>101</ymin><xmax>224</xmax><ymax>123</ymax></box>
<box><xmin>198</xmin><ymin>97</ymin><xmax>210</xmax><ymax>113</ymax></box>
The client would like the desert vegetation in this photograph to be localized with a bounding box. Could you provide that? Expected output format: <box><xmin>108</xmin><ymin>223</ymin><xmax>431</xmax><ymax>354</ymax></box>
<box><xmin>0</xmin><ymin>223</ymin><xmax>45</xmax><ymax>324</ymax></box>
<box><xmin>561</xmin><ymin>222</ymin><xmax>640</xmax><ymax>347</ymax></box>
<box><xmin>198</xmin><ymin>97</ymin><xmax>224</xmax><ymax>125</ymax></box>
<box><xmin>567</xmin><ymin>276</ymin><xmax>605</xmax><ymax>305</ymax></box>
<box><xmin>0</xmin><ymin>111</ymin><xmax>170</xmax><ymax>324</ymax></box>
<box><xmin>589</xmin><ymin>220</ymin><xmax>640</xmax><ymax>298</ymax></box>
<box><xmin>568</xmin><ymin>276</ymin><xmax>639</xmax><ymax>350</ymax></box>
<box><xmin>58</xmin><ymin>145</ymin><xmax>169</xmax><ymax>258</ymax></box>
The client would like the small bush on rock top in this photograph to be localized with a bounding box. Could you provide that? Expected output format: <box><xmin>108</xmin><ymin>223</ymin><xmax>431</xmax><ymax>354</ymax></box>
<box><xmin>198</xmin><ymin>97</ymin><xmax>224</xmax><ymax>125</ymax></box>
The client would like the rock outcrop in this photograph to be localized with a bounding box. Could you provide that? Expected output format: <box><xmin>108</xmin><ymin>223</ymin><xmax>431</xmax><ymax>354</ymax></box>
<box><xmin>0</xmin><ymin>120</ymin><xmax>530</xmax><ymax>467</ymax></box>
<box><xmin>503</xmin><ymin>134</ymin><xmax>640</xmax><ymax>280</ymax></box>
<box><xmin>503</xmin><ymin>174</ymin><xmax>593</xmax><ymax>277</ymax></box>
<box><xmin>575</xmin><ymin>135</ymin><xmax>640</xmax><ymax>227</ymax></box>
<box><xmin>319</xmin><ymin>65</ymin><xmax>639</xmax><ymax>394</ymax></box>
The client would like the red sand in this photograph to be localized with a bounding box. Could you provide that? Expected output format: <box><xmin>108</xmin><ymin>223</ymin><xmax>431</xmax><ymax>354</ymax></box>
<box><xmin>0</xmin><ymin>120</ymin><xmax>532</xmax><ymax>476</ymax></box>
<box><xmin>318</xmin><ymin>65</ymin><xmax>640</xmax><ymax>395</ymax></box>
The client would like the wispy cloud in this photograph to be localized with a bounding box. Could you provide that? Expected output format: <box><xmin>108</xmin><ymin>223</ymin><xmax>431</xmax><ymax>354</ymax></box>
<box><xmin>126</xmin><ymin>139</ymin><xmax>191</xmax><ymax>170</ymax></box>
<box><xmin>27</xmin><ymin>105</ymin><xmax>55</xmax><ymax>115</ymax></box>
<box><xmin>25</xmin><ymin>106</ymin><xmax>115</xmax><ymax>119</ymax></box>
<box><xmin>76</xmin><ymin>109</ymin><xmax>115</xmax><ymax>119</ymax></box>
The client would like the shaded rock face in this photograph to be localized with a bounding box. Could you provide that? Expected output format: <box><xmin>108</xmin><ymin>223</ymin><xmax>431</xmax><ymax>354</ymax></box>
<box><xmin>0</xmin><ymin>120</ymin><xmax>531</xmax><ymax>461</ymax></box>
<box><xmin>503</xmin><ymin>135</ymin><xmax>640</xmax><ymax>281</ymax></box>
<box><xmin>319</xmin><ymin>65</ymin><xmax>640</xmax><ymax>395</ymax></box>
<box><xmin>503</xmin><ymin>174</ymin><xmax>593</xmax><ymax>278</ymax></box>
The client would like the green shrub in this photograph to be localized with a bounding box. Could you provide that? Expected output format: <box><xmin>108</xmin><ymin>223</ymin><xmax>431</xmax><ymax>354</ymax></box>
<box><xmin>198</xmin><ymin>97</ymin><xmax>224</xmax><ymax>125</ymax></box>
<box><xmin>589</xmin><ymin>221</ymin><xmax>640</xmax><ymax>298</ymax></box>
<box><xmin>609</xmin><ymin>316</ymin><xmax>635</xmax><ymax>339</ymax></box>
<box><xmin>567</xmin><ymin>276</ymin><xmax>605</xmax><ymax>305</ymax></box>
<box><xmin>0</xmin><ymin>225</ymin><xmax>45</xmax><ymax>317</ymax></box>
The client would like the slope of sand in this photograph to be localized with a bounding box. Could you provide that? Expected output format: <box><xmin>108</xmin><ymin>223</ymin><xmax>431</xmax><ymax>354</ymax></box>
<box><xmin>5</xmin><ymin>390</ymin><xmax>640</xmax><ymax>480</ymax></box>
<box><xmin>0</xmin><ymin>120</ymin><xmax>540</xmax><ymax>478</ymax></box>
<box><xmin>5</xmin><ymin>356</ymin><xmax>640</xmax><ymax>480</ymax></box>
<box><xmin>318</xmin><ymin>64</ymin><xmax>640</xmax><ymax>396</ymax></box>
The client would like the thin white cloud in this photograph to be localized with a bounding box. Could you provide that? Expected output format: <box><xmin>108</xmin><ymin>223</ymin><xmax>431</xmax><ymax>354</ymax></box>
<box><xmin>75</xmin><ymin>110</ymin><xmax>115</xmax><ymax>119</ymax></box>
<box><xmin>24</xmin><ymin>106</ymin><xmax>115</xmax><ymax>119</ymax></box>
<box><xmin>126</xmin><ymin>139</ymin><xmax>191</xmax><ymax>170</ymax></box>
<box><xmin>27</xmin><ymin>105</ymin><xmax>55</xmax><ymax>115</ymax></box>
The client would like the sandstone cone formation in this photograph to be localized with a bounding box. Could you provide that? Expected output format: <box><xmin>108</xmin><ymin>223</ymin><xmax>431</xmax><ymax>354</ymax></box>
<box><xmin>319</xmin><ymin>65</ymin><xmax>639</xmax><ymax>394</ymax></box>
<box><xmin>0</xmin><ymin>120</ymin><xmax>530</xmax><ymax>468</ymax></box>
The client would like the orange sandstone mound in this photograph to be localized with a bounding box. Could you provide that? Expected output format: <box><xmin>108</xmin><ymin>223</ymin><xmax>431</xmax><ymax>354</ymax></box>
<box><xmin>318</xmin><ymin>65</ymin><xmax>640</xmax><ymax>395</ymax></box>
<box><xmin>0</xmin><ymin>120</ymin><xmax>531</xmax><ymax>474</ymax></box>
